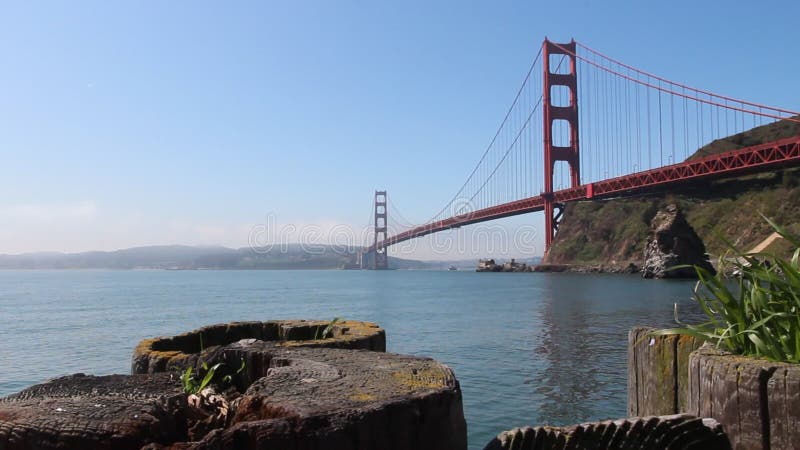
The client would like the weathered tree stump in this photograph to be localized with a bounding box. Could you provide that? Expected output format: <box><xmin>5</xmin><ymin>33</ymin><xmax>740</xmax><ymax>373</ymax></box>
<box><xmin>0</xmin><ymin>373</ymin><xmax>188</xmax><ymax>450</ymax></box>
<box><xmin>482</xmin><ymin>414</ymin><xmax>731</xmax><ymax>450</ymax></box>
<box><xmin>627</xmin><ymin>326</ymin><xmax>703</xmax><ymax>416</ymax></box>
<box><xmin>1</xmin><ymin>328</ymin><xmax>466</xmax><ymax>450</ymax></box>
<box><xmin>132</xmin><ymin>320</ymin><xmax>386</xmax><ymax>375</ymax></box>
<box><xmin>184</xmin><ymin>345</ymin><xmax>466</xmax><ymax>449</ymax></box>
<box><xmin>687</xmin><ymin>347</ymin><xmax>800</xmax><ymax>450</ymax></box>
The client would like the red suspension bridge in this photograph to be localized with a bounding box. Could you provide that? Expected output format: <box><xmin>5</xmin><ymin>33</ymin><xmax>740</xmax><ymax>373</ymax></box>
<box><xmin>363</xmin><ymin>38</ymin><xmax>800</xmax><ymax>269</ymax></box>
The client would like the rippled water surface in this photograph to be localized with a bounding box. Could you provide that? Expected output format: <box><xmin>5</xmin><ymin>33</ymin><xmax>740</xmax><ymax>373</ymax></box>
<box><xmin>0</xmin><ymin>269</ymin><xmax>704</xmax><ymax>448</ymax></box>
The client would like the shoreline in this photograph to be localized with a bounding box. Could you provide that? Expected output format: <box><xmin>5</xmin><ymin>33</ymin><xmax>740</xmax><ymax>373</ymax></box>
<box><xmin>532</xmin><ymin>262</ymin><xmax>641</xmax><ymax>274</ymax></box>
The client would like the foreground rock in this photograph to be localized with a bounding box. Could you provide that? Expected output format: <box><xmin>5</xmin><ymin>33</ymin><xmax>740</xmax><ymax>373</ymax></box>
<box><xmin>642</xmin><ymin>204</ymin><xmax>715</xmax><ymax>278</ymax></box>
<box><xmin>483</xmin><ymin>414</ymin><xmax>730</xmax><ymax>450</ymax></box>
<box><xmin>0</xmin><ymin>322</ymin><xmax>466</xmax><ymax>450</ymax></box>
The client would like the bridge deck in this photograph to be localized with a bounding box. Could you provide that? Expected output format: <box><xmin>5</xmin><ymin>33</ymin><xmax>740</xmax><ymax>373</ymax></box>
<box><xmin>367</xmin><ymin>135</ymin><xmax>800</xmax><ymax>251</ymax></box>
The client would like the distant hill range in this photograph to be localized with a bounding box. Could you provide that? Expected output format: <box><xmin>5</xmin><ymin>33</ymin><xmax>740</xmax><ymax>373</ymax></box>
<box><xmin>0</xmin><ymin>245</ymin><xmax>511</xmax><ymax>270</ymax></box>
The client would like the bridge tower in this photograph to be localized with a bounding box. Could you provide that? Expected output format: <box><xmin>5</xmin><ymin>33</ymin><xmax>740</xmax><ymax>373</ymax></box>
<box><xmin>542</xmin><ymin>39</ymin><xmax>580</xmax><ymax>253</ymax></box>
<box><xmin>373</xmin><ymin>190</ymin><xmax>388</xmax><ymax>270</ymax></box>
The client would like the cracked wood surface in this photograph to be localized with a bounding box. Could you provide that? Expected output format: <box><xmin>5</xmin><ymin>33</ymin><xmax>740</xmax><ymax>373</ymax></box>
<box><xmin>688</xmin><ymin>347</ymin><xmax>800</xmax><ymax>450</ymax></box>
<box><xmin>132</xmin><ymin>320</ymin><xmax>386</xmax><ymax>375</ymax></box>
<box><xmin>483</xmin><ymin>414</ymin><xmax>731</xmax><ymax>450</ymax></box>
<box><xmin>627</xmin><ymin>326</ymin><xmax>703</xmax><ymax>417</ymax></box>
<box><xmin>1</xmin><ymin>335</ymin><xmax>465</xmax><ymax>450</ymax></box>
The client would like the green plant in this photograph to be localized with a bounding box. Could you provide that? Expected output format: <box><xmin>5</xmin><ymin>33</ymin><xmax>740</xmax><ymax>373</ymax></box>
<box><xmin>314</xmin><ymin>317</ymin><xmax>341</xmax><ymax>340</ymax></box>
<box><xmin>179</xmin><ymin>333</ymin><xmax>247</xmax><ymax>394</ymax></box>
<box><xmin>179</xmin><ymin>358</ymin><xmax>246</xmax><ymax>395</ymax></box>
<box><xmin>180</xmin><ymin>361</ymin><xmax>222</xmax><ymax>395</ymax></box>
<box><xmin>654</xmin><ymin>217</ymin><xmax>800</xmax><ymax>363</ymax></box>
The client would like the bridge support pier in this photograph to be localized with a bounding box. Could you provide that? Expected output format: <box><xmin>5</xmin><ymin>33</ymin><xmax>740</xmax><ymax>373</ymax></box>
<box><xmin>543</xmin><ymin>38</ymin><xmax>580</xmax><ymax>253</ymax></box>
<box><xmin>373</xmin><ymin>190</ymin><xmax>388</xmax><ymax>270</ymax></box>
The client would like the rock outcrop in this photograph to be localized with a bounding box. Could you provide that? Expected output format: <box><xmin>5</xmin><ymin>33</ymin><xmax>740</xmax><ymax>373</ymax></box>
<box><xmin>476</xmin><ymin>259</ymin><xmax>530</xmax><ymax>272</ymax></box>
<box><xmin>642</xmin><ymin>204</ymin><xmax>715</xmax><ymax>278</ymax></box>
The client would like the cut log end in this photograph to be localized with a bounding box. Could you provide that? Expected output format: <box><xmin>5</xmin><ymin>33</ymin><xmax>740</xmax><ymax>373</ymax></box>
<box><xmin>132</xmin><ymin>319</ymin><xmax>386</xmax><ymax>375</ymax></box>
<box><xmin>0</xmin><ymin>373</ymin><xmax>187</xmax><ymax>450</ymax></box>
<box><xmin>483</xmin><ymin>414</ymin><xmax>731</xmax><ymax>450</ymax></box>
<box><xmin>1</xmin><ymin>334</ymin><xmax>465</xmax><ymax>450</ymax></box>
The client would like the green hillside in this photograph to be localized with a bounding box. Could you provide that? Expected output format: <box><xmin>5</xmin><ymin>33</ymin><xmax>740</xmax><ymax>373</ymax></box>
<box><xmin>0</xmin><ymin>244</ymin><xmax>436</xmax><ymax>270</ymax></box>
<box><xmin>544</xmin><ymin>117</ymin><xmax>800</xmax><ymax>268</ymax></box>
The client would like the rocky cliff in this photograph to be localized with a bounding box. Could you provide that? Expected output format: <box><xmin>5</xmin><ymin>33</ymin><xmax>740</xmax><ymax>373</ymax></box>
<box><xmin>641</xmin><ymin>204</ymin><xmax>715</xmax><ymax>278</ymax></box>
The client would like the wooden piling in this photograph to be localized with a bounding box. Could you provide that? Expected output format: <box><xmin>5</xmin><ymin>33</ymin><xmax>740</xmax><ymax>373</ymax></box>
<box><xmin>627</xmin><ymin>326</ymin><xmax>703</xmax><ymax>417</ymax></box>
<box><xmin>687</xmin><ymin>347</ymin><xmax>800</xmax><ymax>450</ymax></box>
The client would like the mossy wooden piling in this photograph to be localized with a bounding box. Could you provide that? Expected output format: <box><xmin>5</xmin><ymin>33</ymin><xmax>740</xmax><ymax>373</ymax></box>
<box><xmin>627</xmin><ymin>326</ymin><xmax>702</xmax><ymax>416</ymax></box>
<box><xmin>629</xmin><ymin>326</ymin><xmax>800</xmax><ymax>449</ymax></box>
<box><xmin>688</xmin><ymin>347</ymin><xmax>800</xmax><ymax>450</ymax></box>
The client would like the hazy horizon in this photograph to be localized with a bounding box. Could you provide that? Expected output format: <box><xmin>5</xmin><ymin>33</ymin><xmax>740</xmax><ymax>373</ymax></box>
<box><xmin>0</xmin><ymin>218</ymin><xmax>543</xmax><ymax>261</ymax></box>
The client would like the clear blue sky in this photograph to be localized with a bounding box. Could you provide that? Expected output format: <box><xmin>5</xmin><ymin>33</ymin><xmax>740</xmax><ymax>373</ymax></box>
<box><xmin>1</xmin><ymin>1</ymin><xmax>799</xmax><ymax>257</ymax></box>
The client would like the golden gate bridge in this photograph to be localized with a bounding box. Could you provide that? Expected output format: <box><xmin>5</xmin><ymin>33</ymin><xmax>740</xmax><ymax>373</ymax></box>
<box><xmin>362</xmin><ymin>38</ymin><xmax>800</xmax><ymax>269</ymax></box>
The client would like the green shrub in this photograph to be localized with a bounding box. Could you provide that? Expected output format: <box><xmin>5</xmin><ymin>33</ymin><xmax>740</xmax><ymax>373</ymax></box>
<box><xmin>180</xmin><ymin>362</ymin><xmax>222</xmax><ymax>395</ymax></box>
<box><xmin>179</xmin><ymin>333</ymin><xmax>246</xmax><ymax>395</ymax></box>
<box><xmin>655</xmin><ymin>217</ymin><xmax>800</xmax><ymax>363</ymax></box>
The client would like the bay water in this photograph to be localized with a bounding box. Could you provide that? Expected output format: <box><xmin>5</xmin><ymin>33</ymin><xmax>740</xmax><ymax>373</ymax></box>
<box><xmin>0</xmin><ymin>269</ymin><xmax>704</xmax><ymax>448</ymax></box>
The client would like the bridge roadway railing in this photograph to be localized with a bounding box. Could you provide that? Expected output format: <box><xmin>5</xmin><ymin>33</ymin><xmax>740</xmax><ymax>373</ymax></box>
<box><xmin>366</xmin><ymin>135</ymin><xmax>800</xmax><ymax>252</ymax></box>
